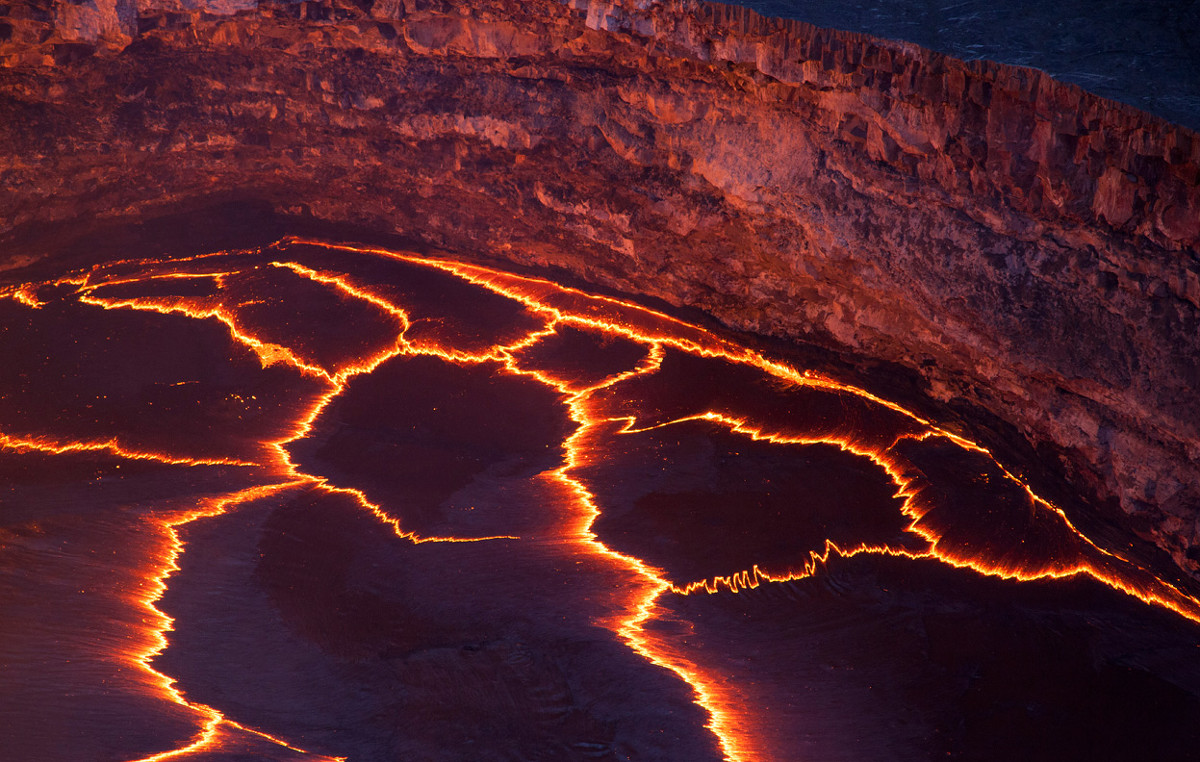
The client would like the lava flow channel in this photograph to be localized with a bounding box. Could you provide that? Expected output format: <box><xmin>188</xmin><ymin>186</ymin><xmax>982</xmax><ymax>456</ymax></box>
<box><xmin>1</xmin><ymin>238</ymin><xmax>1198</xmax><ymax>762</ymax></box>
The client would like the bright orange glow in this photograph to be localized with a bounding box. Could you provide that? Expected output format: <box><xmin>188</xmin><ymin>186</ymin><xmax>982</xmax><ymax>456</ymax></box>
<box><xmin>77</xmin><ymin>288</ymin><xmax>335</xmax><ymax>380</ymax></box>
<box><xmin>125</xmin><ymin>481</ymin><xmax>345</xmax><ymax>762</ymax></box>
<box><xmin>0</xmin><ymin>432</ymin><xmax>258</xmax><ymax>468</ymax></box>
<box><xmin>9</xmin><ymin>283</ymin><xmax>46</xmax><ymax>308</ymax></box>
<box><xmin>6</xmin><ymin>239</ymin><xmax>1200</xmax><ymax>762</ymax></box>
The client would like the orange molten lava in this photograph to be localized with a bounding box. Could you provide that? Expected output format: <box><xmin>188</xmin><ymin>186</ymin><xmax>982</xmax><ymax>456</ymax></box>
<box><xmin>4</xmin><ymin>238</ymin><xmax>1198</xmax><ymax>762</ymax></box>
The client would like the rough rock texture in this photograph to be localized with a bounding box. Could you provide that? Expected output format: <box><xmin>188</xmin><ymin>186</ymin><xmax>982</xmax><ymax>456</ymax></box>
<box><xmin>735</xmin><ymin>0</ymin><xmax>1200</xmax><ymax>133</ymax></box>
<box><xmin>1</xmin><ymin>0</ymin><xmax>1198</xmax><ymax>574</ymax></box>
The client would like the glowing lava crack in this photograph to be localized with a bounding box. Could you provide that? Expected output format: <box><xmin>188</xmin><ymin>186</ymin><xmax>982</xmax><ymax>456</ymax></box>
<box><xmin>2</xmin><ymin>239</ymin><xmax>1198</xmax><ymax>762</ymax></box>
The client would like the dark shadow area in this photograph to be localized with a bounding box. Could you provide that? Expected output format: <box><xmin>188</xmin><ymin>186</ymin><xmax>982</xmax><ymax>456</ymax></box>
<box><xmin>734</xmin><ymin>0</ymin><xmax>1200</xmax><ymax>130</ymax></box>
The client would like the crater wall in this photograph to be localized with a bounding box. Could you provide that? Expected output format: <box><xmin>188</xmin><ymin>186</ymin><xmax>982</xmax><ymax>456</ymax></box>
<box><xmin>2</xmin><ymin>0</ymin><xmax>1198</xmax><ymax>573</ymax></box>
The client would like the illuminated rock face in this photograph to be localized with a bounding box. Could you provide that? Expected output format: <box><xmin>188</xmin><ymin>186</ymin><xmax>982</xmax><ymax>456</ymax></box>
<box><xmin>1</xmin><ymin>0</ymin><xmax>1198</xmax><ymax>576</ymax></box>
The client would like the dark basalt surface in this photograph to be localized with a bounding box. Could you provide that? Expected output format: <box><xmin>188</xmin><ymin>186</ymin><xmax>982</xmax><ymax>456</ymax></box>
<box><xmin>2</xmin><ymin>241</ymin><xmax>1199</xmax><ymax>762</ymax></box>
<box><xmin>289</xmin><ymin>354</ymin><xmax>574</xmax><ymax>537</ymax></box>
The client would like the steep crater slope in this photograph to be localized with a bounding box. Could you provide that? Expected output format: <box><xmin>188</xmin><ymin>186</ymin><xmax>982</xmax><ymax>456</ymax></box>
<box><xmin>1</xmin><ymin>0</ymin><xmax>1198</xmax><ymax>576</ymax></box>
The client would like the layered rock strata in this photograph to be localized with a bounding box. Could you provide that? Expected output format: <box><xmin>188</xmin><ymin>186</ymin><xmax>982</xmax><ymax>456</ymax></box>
<box><xmin>1</xmin><ymin>0</ymin><xmax>1198</xmax><ymax>573</ymax></box>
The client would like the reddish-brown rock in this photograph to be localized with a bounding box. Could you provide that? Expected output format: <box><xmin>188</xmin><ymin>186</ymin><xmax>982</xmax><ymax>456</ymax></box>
<box><xmin>1</xmin><ymin>0</ymin><xmax>1198</xmax><ymax>574</ymax></box>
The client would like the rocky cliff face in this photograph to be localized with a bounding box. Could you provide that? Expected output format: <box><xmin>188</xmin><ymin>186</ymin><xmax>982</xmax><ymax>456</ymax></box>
<box><xmin>2</xmin><ymin>0</ymin><xmax>1198</xmax><ymax>575</ymax></box>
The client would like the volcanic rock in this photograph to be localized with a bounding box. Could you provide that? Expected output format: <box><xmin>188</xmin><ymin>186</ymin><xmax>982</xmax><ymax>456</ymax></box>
<box><xmin>1</xmin><ymin>0</ymin><xmax>1198</xmax><ymax>576</ymax></box>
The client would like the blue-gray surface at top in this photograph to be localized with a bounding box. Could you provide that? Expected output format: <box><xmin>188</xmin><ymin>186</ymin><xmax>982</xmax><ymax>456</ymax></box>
<box><xmin>726</xmin><ymin>0</ymin><xmax>1200</xmax><ymax>132</ymax></box>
